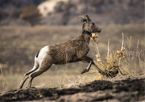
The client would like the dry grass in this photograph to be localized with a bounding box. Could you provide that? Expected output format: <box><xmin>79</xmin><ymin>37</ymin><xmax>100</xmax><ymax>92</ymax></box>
<box><xmin>124</xmin><ymin>36</ymin><xmax>145</xmax><ymax>74</ymax></box>
<box><xmin>92</xmin><ymin>32</ymin><xmax>144</xmax><ymax>79</ymax></box>
<box><xmin>0</xmin><ymin>24</ymin><xmax>144</xmax><ymax>93</ymax></box>
<box><xmin>91</xmin><ymin>33</ymin><xmax>127</xmax><ymax>78</ymax></box>
<box><xmin>0</xmin><ymin>68</ymin><xmax>102</xmax><ymax>94</ymax></box>
<box><xmin>94</xmin><ymin>51</ymin><xmax>128</xmax><ymax>78</ymax></box>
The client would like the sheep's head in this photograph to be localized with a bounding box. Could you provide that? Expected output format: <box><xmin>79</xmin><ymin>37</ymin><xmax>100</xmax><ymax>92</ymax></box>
<box><xmin>79</xmin><ymin>15</ymin><xmax>101</xmax><ymax>34</ymax></box>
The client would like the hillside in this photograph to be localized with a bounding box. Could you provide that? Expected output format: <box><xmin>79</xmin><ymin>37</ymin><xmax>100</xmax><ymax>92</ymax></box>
<box><xmin>0</xmin><ymin>0</ymin><xmax>144</xmax><ymax>25</ymax></box>
<box><xmin>39</xmin><ymin>0</ymin><xmax>144</xmax><ymax>25</ymax></box>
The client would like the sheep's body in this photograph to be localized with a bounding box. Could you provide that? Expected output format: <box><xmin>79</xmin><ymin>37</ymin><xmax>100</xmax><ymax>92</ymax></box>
<box><xmin>48</xmin><ymin>36</ymin><xmax>89</xmax><ymax>64</ymax></box>
<box><xmin>35</xmin><ymin>35</ymin><xmax>89</xmax><ymax>67</ymax></box>
<box><xmin>18</xmin><ymin>15</ymin><xmax>105</xmax><ymax>89</ymax></box>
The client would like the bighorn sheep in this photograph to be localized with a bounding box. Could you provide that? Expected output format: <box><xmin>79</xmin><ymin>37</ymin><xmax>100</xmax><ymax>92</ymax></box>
<box><xmin>18</xmin><ymin>15</ymin><xmax>105</xmax><ymax>89</ymax></box>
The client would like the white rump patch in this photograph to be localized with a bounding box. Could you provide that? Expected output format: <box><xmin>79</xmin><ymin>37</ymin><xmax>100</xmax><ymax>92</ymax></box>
<box><xmin>37</xmin><ymin>46</ymin><xmax>49</xmax><ymax>65</ymax></box>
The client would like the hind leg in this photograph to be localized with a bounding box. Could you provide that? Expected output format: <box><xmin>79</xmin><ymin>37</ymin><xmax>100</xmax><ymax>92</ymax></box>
<box><xmin>28</xmin><ymin>58</ymin><xmax>52</xmax><ymax>88</ymax></box>
<box><xmin>18</xmin><ymin>59</ymin><xmax>39</xmax><ymax>89</ymax></box>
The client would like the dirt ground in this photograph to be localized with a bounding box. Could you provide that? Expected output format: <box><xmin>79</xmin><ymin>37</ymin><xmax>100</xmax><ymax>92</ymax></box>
<box><xmin>0</xmin><ymin>74</ymin><xmax>144</xmax><ymax>102</ymax></box>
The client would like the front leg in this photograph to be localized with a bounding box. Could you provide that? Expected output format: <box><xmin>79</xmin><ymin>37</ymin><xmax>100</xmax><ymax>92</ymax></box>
<box><xmin>81</xmin><ymin>61</ymin><xmax>92</xmax><ymax>74</ymax></box>
<box><xmin>81</xmin><ymin>56</ymin><xmax>105</xmax><ymax>75</ymax></box>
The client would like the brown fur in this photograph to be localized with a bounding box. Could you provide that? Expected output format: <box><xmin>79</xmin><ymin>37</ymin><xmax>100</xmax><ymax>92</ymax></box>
<box><xmin>48</xmin><ymin>35</ymin><xmax>89</xmax><ymax>64</ymax></box>
<box><xmin>18</xmin><ymin>15</ymin><xmax>105</xmax><ymax>89</ymax></box>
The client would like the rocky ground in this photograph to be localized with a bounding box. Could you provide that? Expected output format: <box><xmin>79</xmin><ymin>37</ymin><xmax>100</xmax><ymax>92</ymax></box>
<box><xmin>0</xmin><ymin>75</ymin><xmax>144</xmax><ymax>102</ymax></box>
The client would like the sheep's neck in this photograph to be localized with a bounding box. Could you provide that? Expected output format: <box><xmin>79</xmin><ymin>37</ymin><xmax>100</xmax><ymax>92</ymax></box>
<box><xmin>81</xmin><ymin>30</ymin><xmax>91</xmax><ymax>44</ymax></box>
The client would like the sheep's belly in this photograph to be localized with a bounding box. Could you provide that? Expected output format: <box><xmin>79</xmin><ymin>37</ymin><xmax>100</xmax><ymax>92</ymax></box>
<box><xmin>53</xmin><ymin>54</ymin><xmax>80</xmax><ymax>65</ymax></box>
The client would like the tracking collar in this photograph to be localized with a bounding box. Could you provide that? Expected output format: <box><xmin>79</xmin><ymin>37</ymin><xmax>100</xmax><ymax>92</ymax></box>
<box><xmin>82</xmin><ymin>30</ymin><xmax>92</xmax><ymax>37</ymax></box>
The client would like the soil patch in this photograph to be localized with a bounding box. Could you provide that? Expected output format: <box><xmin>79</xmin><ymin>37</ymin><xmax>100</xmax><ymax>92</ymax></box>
<box><xmin>0</xmin><ymin>76</ymin><xmax>144</xmax><ymax>102</ymax></box>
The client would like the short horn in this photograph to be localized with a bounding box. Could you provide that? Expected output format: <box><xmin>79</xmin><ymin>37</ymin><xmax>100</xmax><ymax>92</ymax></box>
<box><xmin>78</xmin><ymin>15</ymin><xmax>87</xmax><ymax>19</ymax></box>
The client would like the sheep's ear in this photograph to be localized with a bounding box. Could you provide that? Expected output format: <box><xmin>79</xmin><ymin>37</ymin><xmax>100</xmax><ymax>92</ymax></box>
<box><xmin>85</xmin><ymin>15</ymin><xmax>92</xmax><ymax>22</ymax></box>
<box><xmin>78</xmin><ymin>15</ymin><xmax>87</xmax><ymax>23</ymax></box>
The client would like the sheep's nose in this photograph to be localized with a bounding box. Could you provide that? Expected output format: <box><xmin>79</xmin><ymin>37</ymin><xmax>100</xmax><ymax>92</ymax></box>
<box><xmin>98</xmin><ymin>28</ymin><xmax>101</xmax><ymax>33</ymax></box>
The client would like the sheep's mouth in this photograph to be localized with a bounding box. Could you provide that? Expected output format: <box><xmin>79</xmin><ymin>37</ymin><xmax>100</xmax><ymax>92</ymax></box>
<box><xmin>97</xmin><ymin>29</ymin><xmax>101</xmax><ymax>33</ymax></box>
<box><xmin>97</xmin><ymin>30</ymin><xmax>101</xmax><ymax>33</ymax></box>
<box><xmin>92</xmin><ymin>28</ymin><xmax>101</xmax><ymax>33</ymax></box>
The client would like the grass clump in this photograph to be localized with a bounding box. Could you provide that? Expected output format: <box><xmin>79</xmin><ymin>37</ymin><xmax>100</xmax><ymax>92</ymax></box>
<box><xmin>92</xmin><ymin>33</ymin><xmax>128</xmax><ymax>78</ymax></box>
<box><xmin>94</xmin><ymin>52</ymin><xmax>127</xmax><ymax>78</ymax></box>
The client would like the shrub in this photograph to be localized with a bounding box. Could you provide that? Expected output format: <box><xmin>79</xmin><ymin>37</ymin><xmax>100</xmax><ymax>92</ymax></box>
<box><xmin>0</xmin><ymin>9</ymin><xmax>8</xmax><ymax>21</ymax></box>
<box><xmin>54</xmin><ymin>1</ymin><xmax>66</xmax><ymax>12</ymax></box>
<box><xmin>19</xmin><ymin>6</ymin><xmax>42</xmax><ymax>26</ymax></box>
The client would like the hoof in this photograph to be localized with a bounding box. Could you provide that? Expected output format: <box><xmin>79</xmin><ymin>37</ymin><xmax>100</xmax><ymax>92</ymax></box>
<box><xmin>26</xmin><ymin>87</ymin><xmax>35</xmax><ymax>89</ymax></box>
<box><xmin>81</xmin><ymin>69</ymin><xmax>88</xmax><ymax>74</ymax></box>
<box><xmin>99</xmin><ymin>70</ymin><xmax>106</xmax><ymax>75</ymax></box>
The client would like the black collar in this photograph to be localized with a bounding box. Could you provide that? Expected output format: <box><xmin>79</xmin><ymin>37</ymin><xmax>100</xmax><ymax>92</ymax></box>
<box><xmin>82</xmin><ymin>30</ymin><xmax>92</xmax><ymax>36</ymax></box>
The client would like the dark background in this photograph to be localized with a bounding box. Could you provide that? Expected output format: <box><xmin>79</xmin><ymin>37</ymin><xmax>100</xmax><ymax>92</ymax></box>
<box><xmin>0</xmin><ymin>0</ymin><xmax>144</xmax><ymax>26</ymax></box>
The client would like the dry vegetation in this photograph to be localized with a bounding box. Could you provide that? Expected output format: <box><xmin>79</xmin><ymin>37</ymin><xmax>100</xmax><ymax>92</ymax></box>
<box><xmin>0</xmin><ymin>24</ymin><xmax>144</xmax><ymax>101</ymax></box>
<box><xmin>92</xmin><ymin>33</ymin><xmax>127</xmax><ymax>78</ymax></box>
